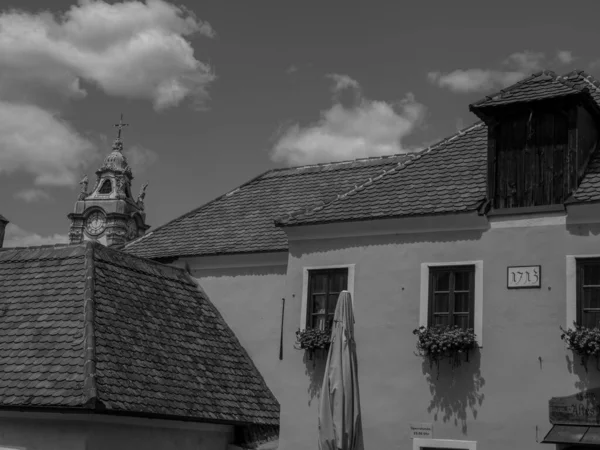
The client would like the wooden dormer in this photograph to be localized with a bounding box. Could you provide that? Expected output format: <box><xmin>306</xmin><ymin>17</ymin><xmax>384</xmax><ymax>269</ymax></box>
<box><xmin>469</xmin><ymin>71</ymin><xmax>600</xmax><ymax>213</ymax></box>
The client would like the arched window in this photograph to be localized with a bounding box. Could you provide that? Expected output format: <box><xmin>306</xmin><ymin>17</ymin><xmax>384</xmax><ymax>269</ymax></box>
<box><xmin>98</xmin><ymin>179</ymin><xmax>112</xmax><ymax>194</ymax></box>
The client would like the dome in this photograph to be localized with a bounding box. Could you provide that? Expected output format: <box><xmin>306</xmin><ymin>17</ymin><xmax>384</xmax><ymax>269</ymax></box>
<box><xmin>100</xmin><ymin>139</ymin><xmax>130</xmax><ymax>172</ymax></box>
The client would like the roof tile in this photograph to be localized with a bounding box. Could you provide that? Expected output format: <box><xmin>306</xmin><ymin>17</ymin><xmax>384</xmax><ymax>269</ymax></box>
<box><xmin>126</xmin><ymin>71</ymin><xmax>600</xmax><ymax>255</ymax></box>
<box><xmin>0</xmin><ymin>242</ymin><xmax>279</xmax><ymax>425</ymax></box>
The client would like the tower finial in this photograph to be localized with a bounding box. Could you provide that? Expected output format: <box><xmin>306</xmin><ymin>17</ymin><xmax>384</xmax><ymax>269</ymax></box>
<box><xmin>114</xmin><ymin>113</ymin><xmax>129</xmax><ymax>141</ymax></box>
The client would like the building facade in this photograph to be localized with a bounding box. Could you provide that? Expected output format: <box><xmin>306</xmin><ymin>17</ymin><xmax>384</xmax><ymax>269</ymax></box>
<box><xmin>127</xmin><ymin>70</ymin><xmax>600</xmax><ymax>450</ymax></box>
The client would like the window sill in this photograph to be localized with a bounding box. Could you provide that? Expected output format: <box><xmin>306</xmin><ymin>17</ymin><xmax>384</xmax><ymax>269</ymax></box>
<box><xmin>487</xmin><ymin>204</ymin><xmax>566</xmax><ymax>217</ymax></box>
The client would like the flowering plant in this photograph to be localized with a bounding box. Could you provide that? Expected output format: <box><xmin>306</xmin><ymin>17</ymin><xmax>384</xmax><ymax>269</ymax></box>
<box><xmin>295</xmin><ymin>327</ymin><xmax>332</xmax><ymax>352</ymax></box>
<box><xmin>560</xmin><ymin>323</ymin><xmax>600</xmax><ymax>368</ymax></box>
<box><xmin>413</xmin><ymin>325</ymin><xmax>478</xmax><ymax>375</ymax></box>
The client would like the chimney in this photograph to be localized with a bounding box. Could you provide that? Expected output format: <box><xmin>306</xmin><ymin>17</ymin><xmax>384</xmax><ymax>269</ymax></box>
<box><xmin>0</xmin><ymin>214</ymin><xmax>8</xmax><ymax>248</ymax></box>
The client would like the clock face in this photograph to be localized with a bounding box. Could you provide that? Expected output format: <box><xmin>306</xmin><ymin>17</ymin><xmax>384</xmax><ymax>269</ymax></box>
<box><xmin>126</xmin><ymin>218</ymin><xmax>137</xmax><ymax>239</ymax></box>
<box><xmin>85</xmin><ymin>211</ymin><xmax>106</xmax><ymax>236</ymax></box>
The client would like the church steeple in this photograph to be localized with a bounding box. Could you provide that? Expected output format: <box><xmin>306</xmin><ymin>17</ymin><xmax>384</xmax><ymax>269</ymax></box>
<box><xmin>68</xmin><ymin>114</ymin><xmax>150</xmax><ymax>247</ymax></box>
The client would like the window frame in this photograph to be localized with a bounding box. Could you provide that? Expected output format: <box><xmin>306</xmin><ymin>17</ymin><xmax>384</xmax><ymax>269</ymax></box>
<box><xmin>413</xmin><ymin>438</ymin><xmax>476</xmax><ymax>450</ymax></box>
<box><xmin>300</xmin><ymin>264</ymin><xmax>355</xmax><ymax>331</ymax></box>
<box><xmin>428</xmin><ymin>265</ymin><xmax>475</xmax><ymax>330</ymax></box>
<box><xmin>574</xmin><ymin>257</ymin><xmax>600</xmax><ymax>328</ymax></box>
<box><xmin>420</xmin><ymin>261</ymin><xmax>483</xmax><ymax>346</ymax></box>
<box><xmin>306</xmin><ymin>268</ymin><xmax>349</xmax><ymax>330</ymax></box>
<box><xmin>566</xmin><ymin>255</ymin><xmax>600</xmax><ymax>328</ymax></box>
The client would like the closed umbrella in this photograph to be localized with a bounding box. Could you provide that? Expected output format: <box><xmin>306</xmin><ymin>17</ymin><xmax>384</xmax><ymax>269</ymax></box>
<box><xmin>318</xmin><ymin>290</ymin><xmax>364</xmax><ymax>450</ymax></box>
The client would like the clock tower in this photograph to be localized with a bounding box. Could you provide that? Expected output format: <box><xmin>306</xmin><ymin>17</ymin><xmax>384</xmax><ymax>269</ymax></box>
<box><xmin>68</xmin><ymin>115</ymin><xmax>150</xmax><ymax>247</ymax></box>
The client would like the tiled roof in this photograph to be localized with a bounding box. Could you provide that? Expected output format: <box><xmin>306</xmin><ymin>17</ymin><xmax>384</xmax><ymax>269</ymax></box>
<box><xmin>276</xmin><ymin>123</ymin><xmax>488</xmax><ymax>226</ymax></box>
<box><xmin>0</xmin><ymin>242</ymin><xmax>279</xmax><ymax>425</ymax></box>
<box><xmin>125</xmin><ymin>155</ymin><xmax>413</xmax><ymax>259</ymax></box>
<box><xmin>277</xmin><ymin>70</ymin><xmax>600</xmax><ymax>226</ymax></box>
<box><xmin>469</xmin><ymin>70</ymin><xmax>587</xmax><ymax>112</ymax></box>
<box><xmin>571</xmin><ymin>149</ymin><xmax>600</xmax><ymax>202</ymax></box>
<box><xmin>126</xmin><ymin>70</ymin><xmax>600</xmax><ymax>252</ymax></box>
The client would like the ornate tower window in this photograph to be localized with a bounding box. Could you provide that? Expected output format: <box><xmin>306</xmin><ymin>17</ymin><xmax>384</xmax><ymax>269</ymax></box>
<box><xmin>98</xmin><ymin>179</ymin><xmax>113</xmax><ymax>194</ymax></box>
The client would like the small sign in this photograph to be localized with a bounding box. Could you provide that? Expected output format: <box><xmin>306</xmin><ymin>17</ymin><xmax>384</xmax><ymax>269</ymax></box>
<box><xmin>409</xmin><ymin>422</ymin><xmax>433</xmax><ymax>439</ymax></box>
<box><xmin>550</xmin><ymin>388</ymin><xmax>600</xmax><ymax>425</ymax></box>
<box><xmin>507</xmin><ymin>265</ymin><xmax>541</xmax><ymax>289</ymax></box>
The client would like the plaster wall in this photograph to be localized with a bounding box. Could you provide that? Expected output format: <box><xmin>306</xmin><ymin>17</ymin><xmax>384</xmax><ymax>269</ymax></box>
<box><xmin>184</xmin><ymin>214</ymin><xmax>600</xmax><ymax>450</ymax></box>
<box><xmin>0</xmin><ymin>414</ymin><xmax>233</xmax><ymax>450</ymax></box>
<box><xmin>183</xmin><ymin>255</ymin><xmax>288</xmax><ymax>401</ymax></box>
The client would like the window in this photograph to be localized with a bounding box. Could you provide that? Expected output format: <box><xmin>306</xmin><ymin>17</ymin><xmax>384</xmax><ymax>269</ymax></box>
<box><xmin>491</xmin><ymin>110</ymin><xmax>570</xmax><ymax>209</ymax></box>
<box><xmin>98</xmin><ymin>179</ymin><xmax>112</xmax><ymax>194</ymax></box>
<box><xmin>577</xmin><ymin>258</ymin><xmax>600</xmax><ymax>328</ymax></box>
<box><xmin>428</xmin><ymin>265</ymin><xmax>475</xmax><ymax>329</ymax></box>
<box><xmin>420</xmin><ymin>261</ymin><xmax>483</xmax><ymax>344</ymax></box>
<box><xmin>306</xmin><ymin>268</ymin><xmax>348</xmax><ymax>330</ymax></box>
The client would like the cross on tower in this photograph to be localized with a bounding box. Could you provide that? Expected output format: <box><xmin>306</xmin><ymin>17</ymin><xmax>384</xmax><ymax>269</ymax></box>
<box><xmin>114</xmin><ymin>113</ymin><xmax>129</xmax><ymax>140</ymax></box>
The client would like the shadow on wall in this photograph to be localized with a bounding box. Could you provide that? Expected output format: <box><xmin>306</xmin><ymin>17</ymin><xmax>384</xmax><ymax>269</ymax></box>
<box><xmin>423</xmin><ymin>349</ymin><xmax>485</xmax><ymax>435</ymax></box>
<box><xmin>289</xmin><ymin>228</ymin><xmax>489</xmax><ymax>259</ymax></box>
<box><xmin>565</xmin><ymin>353</ymin><xmax>600</xmax><ymax>391</ymax></box>
<box><xmin>566</xmin><ymin>222</ymin><xmax>600</xmax><ymax>238</ymax></box>
<box><xmin>303</xmin><ymin>350</ymin><xmax>328</xmax><ymax>406</ymax></box>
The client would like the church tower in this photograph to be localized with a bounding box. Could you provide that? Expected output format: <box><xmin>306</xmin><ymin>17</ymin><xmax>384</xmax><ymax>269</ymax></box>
<box><xmin>68</xmin><ymin>115</ymin><xmax>150</xmax><ymax>247</ymax></box>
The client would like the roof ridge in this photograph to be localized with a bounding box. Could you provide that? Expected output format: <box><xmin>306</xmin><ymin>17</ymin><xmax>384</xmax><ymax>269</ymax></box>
<box><xmin>267</xmin><ymin>152</ymin><xmax>413</xmax><ymax>173</ymax></box>
<box><xmin>125</xmin><ymin>169</ymin><xmax>274</xmax><ymax>251</ymax></box>
<box><xmin>82</xmin><ymin>241</ymin><xmax>98</xmax><ymax>409</ymax></box>
<box><xmin>573</xmin><ymin>70</ymin><xmax>600</xmax><ymax>93</ymax></box>
<box><xmin>0</xmin><ymin>243</ymin><xmax>77</xmax><ymax>253</ymax></box>
<box><xmin>275</xmin><ymin>122</ymin><xmax>484</xmax><ymax>226</ymax></box>
<box><xmin>99</xmin><ymin>244</ymin><xmax>194</xmax><ymax>283</ymax></box>
<box><xmin>470</xmin><ymin>70</ymin><xmax>555</xmax><ymax>107</ymax></box>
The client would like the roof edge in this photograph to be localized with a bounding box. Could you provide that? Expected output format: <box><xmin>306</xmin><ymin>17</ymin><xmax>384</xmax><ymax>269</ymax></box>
<box><xmin>469</xmin><ymin>69</ymin><xmax>592</xmax><ymax>120</ymax></box>
<box><xmin>125</xmin><ymin>169</ymin><xmax>277</xmax><ymax>251</ymax></box>
<box><xmin>275</xmin><ymin>121</ymin><xmax>485</xmax><ymax>227</ymax></box>
<box><xmin>82</xmin><ymin>241</ymin><xmax>98</xmax><ymax>408</ymax></box>
<box><xmin>182</xmin><ymin>268</ymin><xmax>281</xmax><ymax>415</ymax></box>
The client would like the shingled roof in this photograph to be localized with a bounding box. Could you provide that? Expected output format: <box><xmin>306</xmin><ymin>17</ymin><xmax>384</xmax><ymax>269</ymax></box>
<box><xmin>125</xmin><ymin>155</ymin><xmax>413</xmax><ymax>259</ymax></box>
<box><xmin>275</xmin><ymin>70</ymin><xmax>600</xmax><ymax>226</ymax></box>
<box><xmin>126</xmin><ymin>70</ymin><xmax>600</xmax><ymax>254</ymax></box>
<box><xmin>0</xmin><ymin>242</ymin><xmax>279</xmax><ymax>425</ymax></box>
<box><xmin>276</xmin><ymin>123</ymin><xmax>488</xmax><ymax>226</ymax></box>
<box><xmin>469</xmin><ymin>70</ymin><xmax>587</xmax><ymax>111</ymax></box>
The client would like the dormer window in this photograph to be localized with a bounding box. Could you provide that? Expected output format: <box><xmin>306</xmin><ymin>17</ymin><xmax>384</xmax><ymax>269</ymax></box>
<box><xmin>98</xmin><ymin>179</ymin><xmax>112</xmax><ymax>194</ymax></box>
<box><xmin>491</xmin><ymin>109</ymin><xmax>569</xmax><ymax>209</ymax></box>
<box><xmin>469</xmin><ymin>71</ymin><xmax>600</xmax><ymax>213</ymax></box>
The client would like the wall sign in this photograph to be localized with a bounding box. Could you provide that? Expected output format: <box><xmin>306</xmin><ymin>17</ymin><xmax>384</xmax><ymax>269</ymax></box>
<box><xmin>507</xmin><ymin>265</ymin><xmax>541</xmax><ymax>289</ymax></box>
<box><xmin>549</xmin><ymin>388</ymin><xmax>600</xmax><ymax>425</ymax></box>
<box><xmin>409</xmin><ymin>422</ymin><xmax>433</xmax><ymax>439</ymax></box>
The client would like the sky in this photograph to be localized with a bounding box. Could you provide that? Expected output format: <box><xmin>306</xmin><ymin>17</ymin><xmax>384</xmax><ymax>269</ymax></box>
<box><xmin>1</xmin><ymin>0</ymin><xmax>599</xmax><ymax>247</ymax></box>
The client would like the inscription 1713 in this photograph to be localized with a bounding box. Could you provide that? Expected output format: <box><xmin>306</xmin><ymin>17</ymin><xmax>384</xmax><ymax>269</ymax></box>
<box><xmin>507</xmin><ymin>265</ymin><xmax>541</xmax><ymax>289</ymax></box>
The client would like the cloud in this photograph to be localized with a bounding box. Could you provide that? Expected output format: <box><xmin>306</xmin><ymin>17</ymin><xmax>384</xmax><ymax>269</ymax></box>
<box><xmin>428</xmin><ymin>50</ymin><xmax>575</xmax><ymax>93</ymax></box>
<box><xmin>14</xmin><ymin>189</ymin><xmax>53</xmax><ymax>203</ymax></box>
<box><xmin>427</xmin><ymin>69</ymin><xmax>524</xmax><ymax>93</ymax></box>
<box><xmin>3</xmin><ymin>223</ymin><xmax>68</xmax><ymax>248</ymax></box>
<box><xmin>271</xmin><ymin>74</ymin><xmax>426</xmax><ymax>166</ymax></box>
<box><xmin>0</xmin><ymin>101</ymin><xmax>96</xmax><ymax>186</ymax></box>
<box><xmin>0</xmin><ymin>0</ymin><xmax>216</xmax><ymax>110</ymax></box>
<box><xmin>286</xmin><ymin>65</ymin><xmax>298</xmax><ymax>74</ymax></box>
<box><xmin>126</xmin><ymin>144</ymin><xmax>159</xmax><ymax>173</ymax></box>
<box><xmin>557</xmin><ymin>50</ymin><xmax>575</xmax><ymax>65</ymax></box>
<box><xmin>326</xmin><ymin>73</ymin><xmax>360</xmax><ymax>93</ymax></box>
